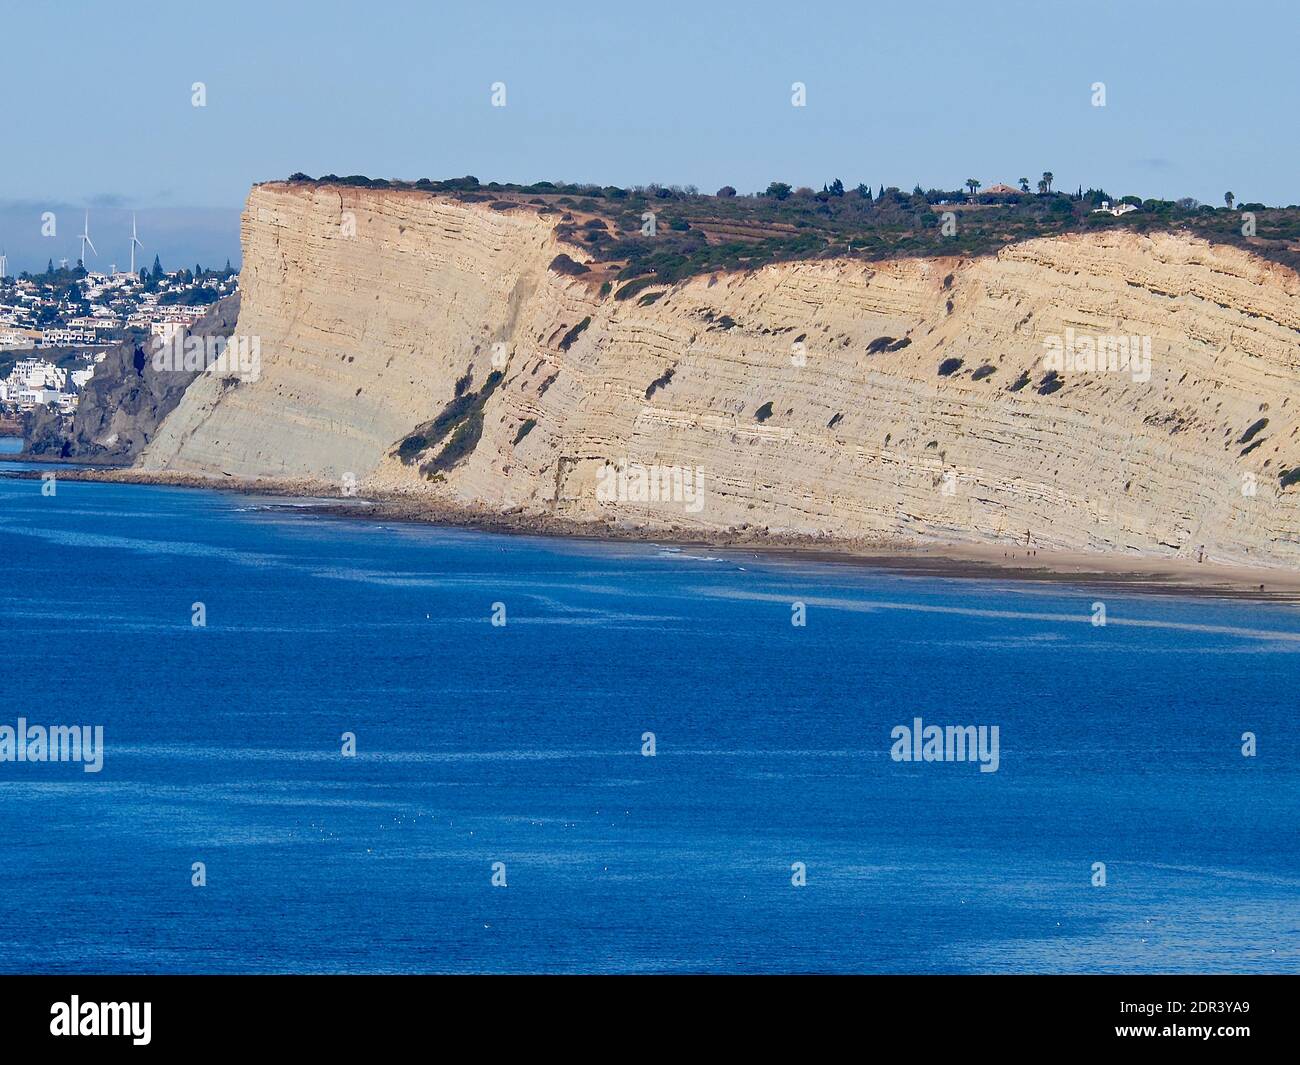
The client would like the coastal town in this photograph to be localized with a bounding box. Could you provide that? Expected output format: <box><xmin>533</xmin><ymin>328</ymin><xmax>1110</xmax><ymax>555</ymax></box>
<box><xmin>0</xmin><ymin>238</ymin><xmax>238</xmax><ymax>418</ymax></box>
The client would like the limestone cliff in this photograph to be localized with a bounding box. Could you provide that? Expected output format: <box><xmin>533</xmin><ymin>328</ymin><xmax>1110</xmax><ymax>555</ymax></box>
<box><xmin>139</xmin><ymin>182</ymin><xmax>1300</xmax><ymax>566</ymax></box>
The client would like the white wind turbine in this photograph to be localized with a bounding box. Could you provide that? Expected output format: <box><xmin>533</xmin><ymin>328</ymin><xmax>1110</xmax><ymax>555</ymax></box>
<box><xmin>129</xmin><ymin>212</ymin><xmax>143</xmax><ymax>276</ymax></box>
<box><xmin>79</xmin><ymin>210</ymin><xmax>98</xmax><ymax>270</ymax></box>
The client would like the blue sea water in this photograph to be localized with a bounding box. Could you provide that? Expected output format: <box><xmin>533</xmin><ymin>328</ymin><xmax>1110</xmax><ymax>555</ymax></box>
<box><xmin>0</xmin><ymin>461</ymin><xmax>1296</xmax><ymax>974</ymax></box>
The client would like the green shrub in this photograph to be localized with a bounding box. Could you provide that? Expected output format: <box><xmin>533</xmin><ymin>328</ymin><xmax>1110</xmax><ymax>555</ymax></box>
<box><xmin>559</xmin><ymin>317</ymin><xmax>592</xmax><ymax>350</ymax></box>
<box><xmin>645</xmin><ymin>366</ymin><xmax>675</xmax><ymax>399</ymax></box>
<box><xmin>1239</xmin><ymin>418</ymin><xmax>1268</xmax><ymax>444</ymax></box>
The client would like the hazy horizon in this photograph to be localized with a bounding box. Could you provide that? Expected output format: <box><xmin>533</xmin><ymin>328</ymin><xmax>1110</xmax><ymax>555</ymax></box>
<box><xmin>0</xmin><ymin>203</ymin><xmax>240</xmax><ymax>277</ymax></box>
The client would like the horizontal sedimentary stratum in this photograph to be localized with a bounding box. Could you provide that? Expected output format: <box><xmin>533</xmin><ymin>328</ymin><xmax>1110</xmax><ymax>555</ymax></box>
<box><xmin>137</xmin><ymin>181</ymin><xmax>1300</xmax><ymax>567</ymax></box>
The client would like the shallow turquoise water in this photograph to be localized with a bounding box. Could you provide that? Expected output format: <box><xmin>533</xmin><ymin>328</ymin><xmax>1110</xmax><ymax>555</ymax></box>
<box><xmin>0</xmin><ymin>468</ymin><xmax>1296</xmax><ymax>973</ymax></box>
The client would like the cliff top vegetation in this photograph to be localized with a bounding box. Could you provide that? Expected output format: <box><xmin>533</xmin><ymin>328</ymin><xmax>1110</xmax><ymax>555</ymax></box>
<box><xmin>277</xmin><ymin>173</ymin><xmax>1300</xmax><ymax>298</ymax></box>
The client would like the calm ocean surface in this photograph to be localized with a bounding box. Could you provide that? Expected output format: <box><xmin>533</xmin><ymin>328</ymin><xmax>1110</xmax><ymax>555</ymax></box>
<box><xmin>0</xmin><ymin>454</ymin><xmax>1296</xmax><ymax>973</ymax></box>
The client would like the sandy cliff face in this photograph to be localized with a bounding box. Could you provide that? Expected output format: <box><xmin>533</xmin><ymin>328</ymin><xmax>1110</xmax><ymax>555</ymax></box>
<box><xmin>140</xmin><ymin>183</ymin><xmax>1300</xmax><ymax>565</ymax></box>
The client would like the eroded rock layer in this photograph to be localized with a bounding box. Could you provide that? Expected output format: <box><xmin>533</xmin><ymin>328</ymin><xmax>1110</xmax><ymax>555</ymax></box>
<box><xmin>140</xmin><ymin>182</ymin><xmax>1300</xmax><ymax>565</ymax></box>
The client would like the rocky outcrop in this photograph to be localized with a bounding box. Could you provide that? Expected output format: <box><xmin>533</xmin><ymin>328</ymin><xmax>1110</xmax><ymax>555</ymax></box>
<box><xmin>139</xmin><ymin>182</ymin><xmax>1300</xmax><ymax>567</ymax></box>
<box><xmin>35</xmin><ymin>294</ymin><xmax>241</xmax><ymax>462</ymax></box>
<box><xmin>20</xmin><ymin>402</ymin><xmax>71</xmax><ymax>457</ymax></box>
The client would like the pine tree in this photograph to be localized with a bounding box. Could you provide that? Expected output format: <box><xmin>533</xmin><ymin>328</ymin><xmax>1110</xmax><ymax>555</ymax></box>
<box><xmin>151</xmin><ymin>255</ymin><xmax>163</xmax><ymax>280</ymax></box>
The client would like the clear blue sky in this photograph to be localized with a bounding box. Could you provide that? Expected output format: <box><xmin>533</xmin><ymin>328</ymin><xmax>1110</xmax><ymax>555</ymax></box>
<box><xmin>2</xmin><ymin>0</ymin><xmax>1295</xmax><ymax>271</ymax></box>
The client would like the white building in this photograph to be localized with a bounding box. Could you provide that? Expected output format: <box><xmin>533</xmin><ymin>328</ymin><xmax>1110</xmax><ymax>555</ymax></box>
<box><xmin>6</xmin><ymin>357</ymin><xmax>68</xmax><ymax>390</ymax></box>
<box><xmin>40</xmin><ymin>328</ymin><xmax>98</xmax><ymax>347</ymax></box>
<box><xmin>12</xmin><ymin>385</ymin><xmax>63</xmax><ymax>409</ymax></box>
<box><xmin>1093</xmin><ymin>200</ymin><xmax>1139</xmax><ymax>217</ymax></box>
<box><xmin>0</xmin><ymin>328</ymin><xmax>36</xmax><ymax>349</ymax></box>
<box><xmin>150</xmin><ymin>320</ymin><xmax>187</xmax><ymax>348</ymax></box>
